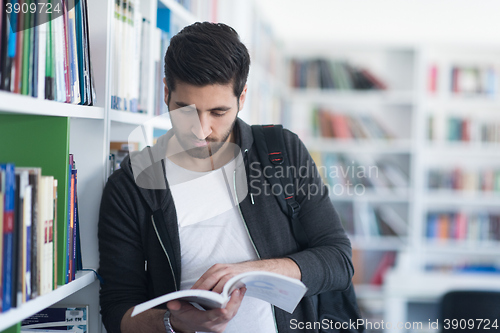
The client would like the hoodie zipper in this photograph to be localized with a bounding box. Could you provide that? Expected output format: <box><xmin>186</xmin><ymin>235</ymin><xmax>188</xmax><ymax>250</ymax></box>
<box><xmin>151</xmin><ymin>215</ymin><xmax>178</xmax><ymax>291</ymax></box>
<box><xmin>233</xmin><ymin>166</ymin><xmax>279</xmax><ymax>333</ymax></box>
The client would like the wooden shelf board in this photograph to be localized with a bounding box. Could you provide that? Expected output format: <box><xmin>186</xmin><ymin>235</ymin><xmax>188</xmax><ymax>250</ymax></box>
<box><xmin>0</xmin><ymin>91</ymin><xmax>104</xmax><ymax>119</ymax></box>
<box><xmin>0</xmin><ymin>271</ymin><xmax>97</xmax><ymax>331</ymax></box>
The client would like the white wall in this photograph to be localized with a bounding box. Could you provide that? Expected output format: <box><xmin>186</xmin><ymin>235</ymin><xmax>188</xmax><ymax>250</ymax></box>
<box><xmin>255</xmin><ymin>0</ymin><xmax>500</xmax><ymax>47</ymax></box>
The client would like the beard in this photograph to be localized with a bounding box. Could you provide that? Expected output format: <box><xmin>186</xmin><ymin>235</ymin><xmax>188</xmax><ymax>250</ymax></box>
<box><xmin>173</xmin><ymin>116</ymin><xmax>237</xmax><ymax>159</ymax></box>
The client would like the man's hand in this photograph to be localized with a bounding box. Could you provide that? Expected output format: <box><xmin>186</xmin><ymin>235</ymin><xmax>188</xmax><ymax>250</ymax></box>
<box><xmin>191</xmin><ymin>258</ymin><xmax>301</xmax><ymax>294</ymax></box>
<box><xmin>168</xmin><ymin>287</ymin><xmax>246</xmax><ymax>333</ymax></box>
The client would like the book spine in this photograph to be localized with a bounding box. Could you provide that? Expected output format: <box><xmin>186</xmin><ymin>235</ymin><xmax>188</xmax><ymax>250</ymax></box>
<box><xmin>13</xmin><ymin>3</ymin><xmax>24</xmax><ymax>94</ymax></box>
<box><xmin>65</xmin><ymin>159</ymin><xmax>72</xmax><ymax>284</ymax></box>
<box><xmin>46</xmin><ymin>176</ymin><xmax>54</xmax><ymax>292</ymax></box>
<box><xmin>2</xmin><ymin>164</ymin><xmax>15</xmax><ymax>311</ymax></box>
<box><xmin>71</xmin><ymin>168</ymin><xmax>77</xmax><ymax>281</ymax></box>
<box><xmin>62</xmin><ymin>0</ymin><xmax>72</xmax><ymax>103</ymax></box>
<box><xmin>37</xmin><ymin>14</ymin><xmax>47</xmax><ymax>100</ymax></box>
<box><xmin>67</xmin><ymin>0</ymin><xmax>81</xmax><ymax>104</ymax></box>
<box><xmin>52</xmin><ymin>179</ymin><xmax>57</xmax><ymax>288</ymax></box>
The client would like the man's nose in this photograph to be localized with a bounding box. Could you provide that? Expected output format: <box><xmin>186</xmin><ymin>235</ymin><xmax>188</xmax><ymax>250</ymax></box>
<box><xmin>192</xmin><ymin>113</ymin><xmax>212</xmax><ymax>140</ymax></box>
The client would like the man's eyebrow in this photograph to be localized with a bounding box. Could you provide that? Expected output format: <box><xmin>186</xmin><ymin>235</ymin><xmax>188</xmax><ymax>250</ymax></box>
<box><xmin>175</xmin><ymin>102</ymin><xmax>231</xmax><ymax>111</ymax></box>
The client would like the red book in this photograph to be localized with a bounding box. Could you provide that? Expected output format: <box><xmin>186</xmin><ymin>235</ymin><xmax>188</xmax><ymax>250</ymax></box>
<box><xmin>428</xmin><ymin>64</ymin><xmax>438</xmax><ymax>93</ymax></box>
<box><xmin>318</xmin><ymin>110</ymin><xmax>334</xmax><ymax>138</ymax></box>
<box><xmin>62</xmin><ymin>0</ymin><xmax>72</xmax><ymax>103</ymax></box>
<box><xmin>330</xmin><ymin>113</ymin><xmax>352</xmax><ymax>139</ymax></box>
<box><xmin>370</xmin><ymin>252</ymin><xmax>396</xmax><ymax>285</ymax></box>
<box><xmin>461</xmin><ymin>119</ymin><xmax>471</xmax><ymax>141</ymax></box>
<box><xmin>451</xmin><ymin>67</ymin><xmax>459</xmax><ymax>93</ymax></box>
<box><xmin>454</xmin><ymin>212</ymin><xmax>467</xmax><ymax>240</ymax></box>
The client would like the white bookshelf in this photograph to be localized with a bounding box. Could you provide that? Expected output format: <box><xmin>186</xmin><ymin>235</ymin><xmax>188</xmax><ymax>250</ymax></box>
<box><xmin>0</xmin><ymin>91</ymin><xmax>104</xmax><ymax>119</ymax></box>
<box><xmin>280</xmin><ymin>42</ymin><xmax>500</xmax><ymax>328</ymax></box>
<box><xmin>0</xmin><ymin>272</ymin><xmax>96</xmax><ymax>331</ymax></box>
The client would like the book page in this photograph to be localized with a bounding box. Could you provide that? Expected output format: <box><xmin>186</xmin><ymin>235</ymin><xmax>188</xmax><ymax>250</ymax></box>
<box><xmin>224</xmin><ymin>271</ymin><xmax>307</xmax><ymax>314</ymax></box>
<box><xmin>131</xmin><ymin>289</ymin><xmax>225</xmax><ymax>317</ymax></box>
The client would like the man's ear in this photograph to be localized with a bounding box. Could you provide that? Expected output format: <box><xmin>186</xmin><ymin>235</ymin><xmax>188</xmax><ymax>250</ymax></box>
<box><xmin>238</xmin><ymin>84</ymin><xmax>248</xmax><ymax>111</ymax></box>
<box><xmin>163</xmin><ymin>78</ymin><xmax>169</xmax><ymax>106</ymax></box>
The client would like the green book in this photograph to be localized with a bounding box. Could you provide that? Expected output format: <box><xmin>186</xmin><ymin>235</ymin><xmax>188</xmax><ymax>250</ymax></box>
<box><xmin>45</xmin><ymin>1</ymin><xmax>56</xmax><ymax>100</ymax></box>
<box><xmin>0</xmin><ymin>322</ymin><xmax>20</xmax><ymax>333</ymax></box>
<box><xmin>21</xmin><ymin>10</ymin><xmax>32</xmax><ymax>96</ymax></box>
<box><xmin>0</xmin><ymin>115</ymin><xmax>70</xmax><ymax>287</ymax></box>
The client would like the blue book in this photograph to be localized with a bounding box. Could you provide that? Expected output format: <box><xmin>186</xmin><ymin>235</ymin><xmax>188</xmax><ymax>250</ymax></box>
<box><xmin>1</xmin><ymin>163</ymin><xmax>15</xmax><ymax>312</ymax></box>
<box><xmin>66</xmin><ymin>158</ymin><xmax>72</xmax><ymax>284</ymax></box>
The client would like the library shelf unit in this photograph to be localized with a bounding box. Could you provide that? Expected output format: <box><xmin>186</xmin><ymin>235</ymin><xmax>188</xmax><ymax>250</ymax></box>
<box><xmin>282</xmin><ymin>42</ymin><xmax>500</xmax><ymax>328</ymax></box>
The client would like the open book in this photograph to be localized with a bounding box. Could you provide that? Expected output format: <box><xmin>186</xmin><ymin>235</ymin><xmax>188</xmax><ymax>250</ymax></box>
<box><xmin>131</xmin><ymin>271</ymin><xmax>307</xmax><ymax>316</ymax></box>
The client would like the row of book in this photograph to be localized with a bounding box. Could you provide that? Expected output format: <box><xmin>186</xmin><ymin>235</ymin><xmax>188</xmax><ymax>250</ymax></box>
<box><xmin>450</xmin><ymin>65</ymin><xmax>498</xmax><ymax>96</ymax></box>
<box><xmin>290</xmin><ymin>59</ymin><xmax>387</xmax><ymax>90</ymax></box>
<box><xmin>0</xmin><ymin>158</ymin><xmax>81</xmax><ymax>313</ymax></box>
<box><xmin>110</xmin><ymin>0</ymin><xmax>142</xmax><ymax>112</ymax></box>
<box><xmin>428</xmin><ymin>168</ymin><xmax>500</xmax><ymax>193</ymax></box>
<box><xmin>427</xmin><ymin>116</ymin><xmax>500</xmax><ymax>143</ymax></box>
<box><xmin>447</xmin><ymin>117</ymin><xmax>500</xmax><ymax>143</ymax></box>
<box><xmin>425</xmin><ymin>263</ymin><xmax>500</xmax><ymax>274</ymax></box>
<box><xmin>312</xmin><ymin>108</ymin><xmax>394</xmax><ymax>140</ymax></box>
<box><xmin>153</xmin><ymin>27</ymin><xmax>170</xmax><ymax>116</ymax></box>
<box><xmin>426</xmin><ymin>212</ymin><xmax>500</xmax><ymax>242</ymax></box>
<box><xmin>0</xmin><ymin>0</ymin><xmax>95</xmax><ymax>105</ymax></box>
<box><xmin>337</xmin><ymin>202</ymin><xmax>408</xmax><ymax>238</ymax></box>
<box><xmin>311</xmin><ymin>153</ymin><xmax>409</xmax><ymax>194</ymax></box>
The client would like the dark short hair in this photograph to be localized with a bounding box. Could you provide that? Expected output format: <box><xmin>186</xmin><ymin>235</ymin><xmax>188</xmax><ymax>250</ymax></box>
<box><xmin>164</xmin><ymin>22</ymin><xmax>250</xmax><ymax>102</ymax></box>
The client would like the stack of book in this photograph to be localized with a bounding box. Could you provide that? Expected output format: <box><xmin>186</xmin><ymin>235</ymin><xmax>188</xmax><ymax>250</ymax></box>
<box><xmin>426</xmin><ymin>212</ymin><xmax>500</xmax><ymax>242</ymax></box>
<box><xmin>0</xmin><ymin>157</ymin><xmax>81</xmax><ymax>313</ymax></box>
<box><xmin>290</xmin><ymin>59</ymin><xmax>387</xmax><ymax>90</ymax></box>
<box><xmin>428</xmin><ymin>168</ymin><xmax>500</xmax><ymax>194</ymax></box>
<box><xmin>0</xmin><ymin>0</ymin><xmax>95</xmax><ymax>105</ymax></box>
<box><xmin>312</xmin><ymin>108</ymin><xmax>394</xmax><ymax>140</ymax></box>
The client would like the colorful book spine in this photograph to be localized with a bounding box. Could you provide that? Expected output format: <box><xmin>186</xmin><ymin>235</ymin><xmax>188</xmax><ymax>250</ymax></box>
<box><xmin>71</xmin><ymin>166</ymin><xmax>77</xmax><ymax>281</ymax></box>
<box><xmin>1</xmin><ymin>163</ymin><xmax>15</xmax><ymax>312</ymax></box>
<box><xmin>66</xmin><ymin>156</ymin><xmax>72</xmax><ymax>284</ymax></box>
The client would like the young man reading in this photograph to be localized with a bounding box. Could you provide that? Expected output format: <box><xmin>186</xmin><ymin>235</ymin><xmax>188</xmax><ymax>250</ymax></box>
<box><xmin>98</xmin><ymin>22</ymin><xmax>353</xmax><ymax>333</ymax></box>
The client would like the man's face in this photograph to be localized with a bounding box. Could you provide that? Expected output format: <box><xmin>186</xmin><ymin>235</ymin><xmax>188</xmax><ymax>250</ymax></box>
<box><xmin>165</xmin><ymin>80</ymin><xmax>247</xmax><ymax>159</ymax></box>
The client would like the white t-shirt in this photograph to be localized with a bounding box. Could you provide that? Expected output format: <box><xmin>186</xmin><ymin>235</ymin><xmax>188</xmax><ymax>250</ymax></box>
<box><xmin>165</xmin><ymin>156</ymin><xmax>276</xmax><ymax>333</ymax></box>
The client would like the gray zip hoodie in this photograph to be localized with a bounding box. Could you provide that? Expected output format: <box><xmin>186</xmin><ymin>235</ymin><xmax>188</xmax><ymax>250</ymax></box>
<box><xmin>98</xmin><ymin>118</ymin><xmax>353</xmax><ymax>333</ymax></box>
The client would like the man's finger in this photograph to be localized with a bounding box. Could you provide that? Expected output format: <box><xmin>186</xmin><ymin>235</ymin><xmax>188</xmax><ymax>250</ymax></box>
<box><xmin>224</xmin><ymin>287</ymin><xmax>246</xmax><ymax>316</ymax></box>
